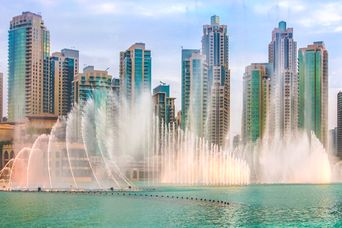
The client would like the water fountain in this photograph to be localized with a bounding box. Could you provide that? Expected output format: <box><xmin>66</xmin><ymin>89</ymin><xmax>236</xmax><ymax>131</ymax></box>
<box><xmin>0</xmin><ymin>88</ymin><xmax>340</xmax><ymax>190</ymax></box>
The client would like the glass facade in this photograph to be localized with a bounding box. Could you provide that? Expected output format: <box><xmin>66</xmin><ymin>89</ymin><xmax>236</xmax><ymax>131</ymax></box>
<box><xmin>120</xmin><ymin>43</ymin><xmax>151</xmax><ymax>105</ymax></box>
<box><xmin>8</xmin><ymin>27</ymin><xmax>27</xmax><ymax>121</ymax></box>
<box><xmin>242</xmin><ymin>63</ymin><xmax>271</xmax><ymax>143</ymax></box>
<box><xmin>181</xmin><ymin>49</ymin><xmax>200</xmax><ymax>129</ymax></box>
<box><xmin>8</xmin><ymin>12</ymin><xmax>50</xmax><ymax>121</ymax></box>
<box><xmin>298</xmin><ymin>42</ymin><xmax>328</xmax><ymax>147</ymax></box>
<box><xmin>181</xmin><ymin>50</ymin><xmax>208</xmax><ymax>136</ymax></box>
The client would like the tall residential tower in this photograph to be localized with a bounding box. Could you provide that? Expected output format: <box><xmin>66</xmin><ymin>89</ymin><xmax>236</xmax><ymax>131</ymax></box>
<box><xmin>50</xmin><ymin>49</ymin><xmax>79</xmax><ymax>116</ymax></box>
<box><xmin>337</xmin><ymin>92</ymin><xmax>342</xmax><ymax>159</ymax></box>
<box><xmin>152</xmin><ymin>83</ymin><xmax>176</xmax><ymax>127</ymax></box>
<box><xmin>120</xmin><ymin>43</ymin><xmax>151</xmax><ymax>105</ymax></box>
<box><xmin>242</xmin><ymin>63</ymin><xmax>272</xmax><ymax>143</ymax></box>
<box><xmin>298</xmin><ymin>42</ymin><xmax>328</xmax><ymax>147</ymax></box>
<box><xmin>8</xmin><ymin>12</ymin><xmax>50</xmax><ymax>121</ymax></box>
<box><xmin>268</xmin><ymin>21</ymin><xmax>297</xmax><ymax>137</ymax></box>
<box><xmin>181</xmin><ymin>49</ymin><xmax>208</xmax><ymax>137</ymax></box>
<box><xmin>202</xmin><ymin>15</ymin><xmax>230</xmax><ymax>147</ymax></box>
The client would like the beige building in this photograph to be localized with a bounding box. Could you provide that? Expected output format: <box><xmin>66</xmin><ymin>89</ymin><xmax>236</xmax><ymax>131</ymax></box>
<box><xmin>72</xmin><ymin>66</ymin><xmax>112</xmax><ymax>105</ymax></box>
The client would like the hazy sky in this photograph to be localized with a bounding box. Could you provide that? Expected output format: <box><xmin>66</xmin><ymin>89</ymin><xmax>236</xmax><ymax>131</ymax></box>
<box><xmin>0</xmin><ymin>0</ymin><xmax>341</xmax><ymax>136</ymax></box>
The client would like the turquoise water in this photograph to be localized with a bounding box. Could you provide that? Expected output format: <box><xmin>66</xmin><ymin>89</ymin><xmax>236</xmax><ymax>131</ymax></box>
<box><xmin>1</xmin><ymin>184</ymin><xmax>342</xmax><ymax>227</ymax></box>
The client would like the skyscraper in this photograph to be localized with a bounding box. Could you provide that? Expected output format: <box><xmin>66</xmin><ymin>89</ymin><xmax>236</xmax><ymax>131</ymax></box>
<box><xmin>242</xmin><ymin>63</ymin><xmax>271</xmax><ymax>143</ymax></box>
<box><xmin>298</xmin><ymin>42</ymin><xmax>328</xmax><ymax>147</ymax></box>
<box><xmin>329</xmin><ymin>128</ymin><xmax>337</xmax><ymax>155</ymax></box>
<box><xmin>152</xmin><ymin>83</ymin><xmax>176</xmax><ymax>126</ymax></box>
<box><xmin>268</xmin><ymin>21</ymin><xmax>297</xmax><ymax>137</ymax></box>
<box><xmin>202</xmin><ymin>15</ymin><xmax>230</xmax><ymax>147</ymax></box>
<box><xmin>181</xmin><ymin>49</ymin><xmax>200</xmax><ymax>130</ymax></box>
<box><xmin>120</xmin><ymin>43</ymin><xmax>151</xmax><ymax>105</ymax></box>
<box><xmin>337</xmin><ymin>92</ymin><xmax>342</xmax><ymax>159</ymax></box>
<box><xmin>50</xmin><ymin>49</ymin><xmax>79</xmax><ymax>116</ymax></box>
<box><xmin>181</xmin><ymin>49</ymin><xmax>208</xmax><ymax>137</ymax></box>
<box><xmin>8</xmin><ymin>12</ymin><xmax>50</xmax><ymax>121</ymax></box>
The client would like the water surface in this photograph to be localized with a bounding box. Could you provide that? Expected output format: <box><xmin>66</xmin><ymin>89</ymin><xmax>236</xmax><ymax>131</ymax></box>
<box><xmin>1</xmin><ymin>184</ymin><xmax>342</xmax><ymax>227</ymax></box>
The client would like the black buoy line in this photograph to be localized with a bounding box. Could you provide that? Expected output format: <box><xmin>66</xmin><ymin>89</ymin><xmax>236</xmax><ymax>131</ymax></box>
<box><xmin>3</xmin><ymin>188</ymin><xmax>230</xmax><ymax>206</ymax></box>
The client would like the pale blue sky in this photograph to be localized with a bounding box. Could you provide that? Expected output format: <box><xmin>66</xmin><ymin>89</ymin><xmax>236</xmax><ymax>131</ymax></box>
<box><xmin>0</xmin><ymin>0</ymin><xmax>341</xmax><ymax>135</ymax></box>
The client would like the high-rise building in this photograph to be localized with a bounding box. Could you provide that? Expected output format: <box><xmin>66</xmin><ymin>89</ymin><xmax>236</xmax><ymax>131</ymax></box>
<box><xmin>111</xmin><ymin>78</ymin><xmax>120</xmax><ymax>97</ymax></box>
<box><xmin>152</xmin><ymin>83</ymin><xmax>176</xmax><ymax>126</ymax></box>
<box><xmin>60</xmin><ymin>48</ymin><xmax>79</xmax><ymax>75</ymax></box>
<box><xmin>202</xmin><ymin>15</ymin><xmax>230</xmax><ymax>147</ymax></box>
<box><xmin>329</xmin><ymin>128</ymin><xmax>337</xmax><ymax>155</ymax></box>
<box><xmin>298</xmin><ymin>42</ymin><xmax>328</xmax><ymax>147</ymax></box>
<box><xmin>181</xmin><ymin>49</ymin><xmax>200</xmax><ymax>130</ymax></box>
<box><xmin>0</xmin><ymin>73</ymin><xmax>3</xmax><ymax>121</ymax></box>
<box><xmin>242</xmin><ymin>63</ymin><xmax>272</xmax><ymax>143</ymax></box>
<box><xmin>50</xmin><ymin>49</ymin><xmax>79</xmax><ymax>116</ymax></box>
<box><xmin>8</xmin><ymin>12</ymin><xmax>50</xmax><ymax>122</ymax></box>
<box><xmin>72</xmin><ymin>66</ymin><xmax>112</xmax><ymax>105</ymax></box>
<box><xmin>120</xmin><ymin>43</ymin><xmax>151</xmax><ymax>105</ymax></box>
<box><xmin>268</xmin><ymin>21</ymin><xmax>297</xmax><ymax>137</ymax></box>
<box><xmin>181</xmin><ymin>49</ymin><xmax>208</xmax><ymax>137</ymax></box>
<box><xmin>337</xmin><ymin>92</ymin><xmax>342</xmax><ymax>159</ymax></box>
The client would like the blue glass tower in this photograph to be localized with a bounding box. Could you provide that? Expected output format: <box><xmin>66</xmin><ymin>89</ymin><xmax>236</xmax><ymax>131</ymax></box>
<box><xmin>8</xmin><ymin>12</ymin><xmax>50</xmax><ymax>121</ymax></box>
<box><xmin>120</xmin><ymin>43</ymin><xmax>151</xmax><ymax>105</ymax></box>
<box><xmin>181</xmin><ymin>49</ymin><xmax>208</xmax><ymax>136</ymax></box>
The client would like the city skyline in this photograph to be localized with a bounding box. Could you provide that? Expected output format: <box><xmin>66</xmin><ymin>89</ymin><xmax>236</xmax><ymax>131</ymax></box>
<box><xmin>1</xmin><ymin>0</ymin><xmax>342</xmax><ymax>135</ymax></box>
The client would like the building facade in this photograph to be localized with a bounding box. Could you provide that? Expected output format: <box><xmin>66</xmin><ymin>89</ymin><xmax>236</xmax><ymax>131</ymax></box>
<box><xmin>72</xmin><ymin>66</ymin><xmax>112</xmax><ymax>105</ymax></box>
<box><xmin>298</xmin><ymin>42</ymin><xmax>328</xmax><ymax>147</ymax></box>
<box><xmin>202</xmin><ymin>15</ymin><xmax>230</xmax><ymax>147</ymax></box>
<box><xmin>329</xmin><ymin>128</ymin><xmax>337</xmax><ymax>155</ymax></box>
<box><xmin>242</xmin><ymin>63</ymin><xmax>271</xmax><ymax>143</ymax></box>
<box><xmin>152</xmin><ymin>83</ymin><xmax>176</xmax><ymax>127</ymax></box>
<box><xmin>50</xmin><ymin>49</ymin><xmax>79</xmax><ymax>116</ymax></box>
<box><xmin>268</xmin><ymin>21</ymin><xmax>297</xmax><ymax>137</ymax></box>
<box><xmin>181</xmin><ymin>49</ymin><xmax>208</xmax><ymax>137</ymax></box>
<box><xmin>8</xmin><ymin>12</ymin><xmax>50</xmax><ymax>121</ymax></box>
<box><xmin>120</xmin><ymin>43</ymin><xmax>151</xmax><ymax>105</ymax></box>
<box><xmin>337</xmin><ymin>92</ymin><xmax>342</xmax><ymax>159</ymax></box>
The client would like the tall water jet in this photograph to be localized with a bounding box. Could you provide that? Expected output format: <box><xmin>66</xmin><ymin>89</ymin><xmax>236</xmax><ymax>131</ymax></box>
<box><xmin>1</xmin><ymin>87</ymin><xmax>341</xmax><ymax>190</ymax></box>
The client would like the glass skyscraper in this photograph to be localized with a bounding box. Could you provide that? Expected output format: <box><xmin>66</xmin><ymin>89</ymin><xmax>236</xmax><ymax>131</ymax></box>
<box><xmin>50</xmin><ymin>49</ymin><xmax>79</xmax><ymax>116</ymax></box>
<box><xmin>298</xmin><ymin>42</ymin><xmax>328</xmax><ymax>147</ymax></box>
<box><xmin>202</xmin><ymin>15</ymin><xmax>230</xmax><ymax>147</ymax></box>
<box><xmin>8</xmin><ymin>12</ymin><xmax>50</xmax><ymax>121</ymax></box>
<box><xmin>268</xmin><ymin>21</ymin><xmax>297</xmax><ymax>137</ymax></box>
<box><xmin>181</xmin><ymin>49</ymin><xmax>208</xmax><ymax>137</ymax></box>
<box><xmin>337</xmin><ymin>92</ymin><xmax>342</xmax><ymax>159</ymax></box>
<box><xmin>242</xmin><ymin>63</ymin><xmax>271</xmax><ymax>143</ymax></box>
<box><xmin>120</xmin><ymin>43</ymin><xmax>151</xmax><ymax>105</ymax></box>
<box><xmin>153</xmin><ymin>83</ymin><xmax>176</xmax><ymax>126</ymax></box>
